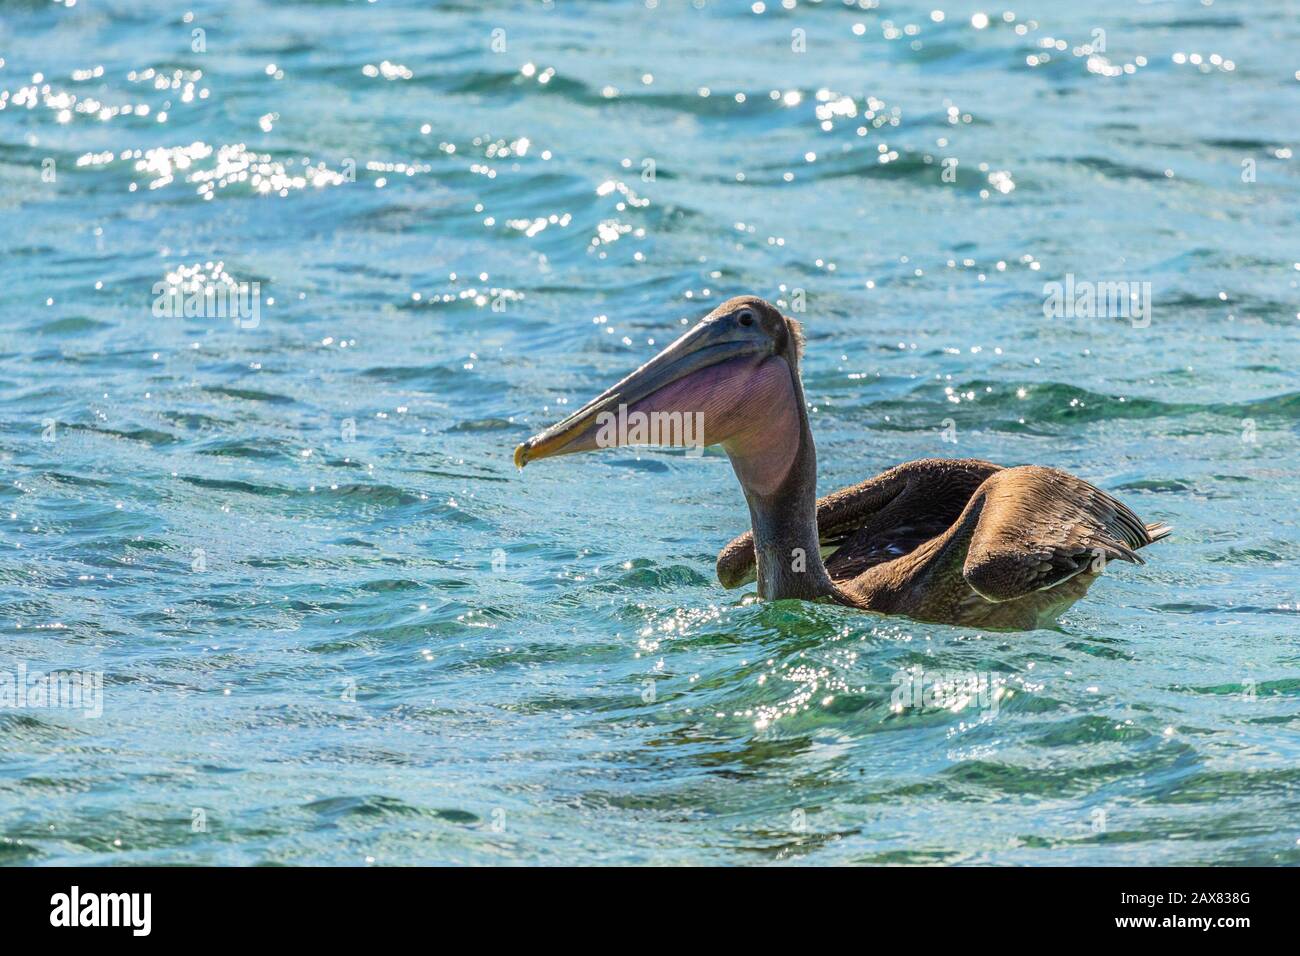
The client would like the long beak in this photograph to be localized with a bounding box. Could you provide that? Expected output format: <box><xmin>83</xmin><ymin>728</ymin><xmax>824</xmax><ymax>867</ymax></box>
<box><xmin>514</xmin><ymin>317</ymin><xmax>765</xmax><ymax>468</ymax></box>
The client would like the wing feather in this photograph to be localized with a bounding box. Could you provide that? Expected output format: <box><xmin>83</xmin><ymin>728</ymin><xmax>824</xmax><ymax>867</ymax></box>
<box><xmin>716</xmin><ymin>458</ymin><xmax>1001</xmax><ymax>588</ymax></box>
<box><xmin>961</xmin><ymin>466</ymin><xmax>1169</xmax><ymax>603</ymax></box>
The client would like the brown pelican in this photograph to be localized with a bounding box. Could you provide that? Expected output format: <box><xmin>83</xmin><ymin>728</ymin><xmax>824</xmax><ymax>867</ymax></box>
<box><xmin>514</xmin><ymin>295</ymin><xmax>1170</xmax><ymax>629</ymax></box>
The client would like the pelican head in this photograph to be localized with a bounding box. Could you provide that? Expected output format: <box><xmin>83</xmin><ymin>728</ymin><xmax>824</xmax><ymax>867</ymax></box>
<box><xmin>514</xmin><ymin>295</ymin><xmax>805</xmax><ymax>494</ymax></box>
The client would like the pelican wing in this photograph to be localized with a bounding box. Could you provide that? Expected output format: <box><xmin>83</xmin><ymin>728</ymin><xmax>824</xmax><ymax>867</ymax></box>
<box><xmin>716</xmin><ymin>458</ymin><xmax>1003</xmax><ymax>588</ymax></box>
<box><xmin>961</xmin><ymin>465</ymin><xmax>1172</xmax><ymax>603</ymax></box>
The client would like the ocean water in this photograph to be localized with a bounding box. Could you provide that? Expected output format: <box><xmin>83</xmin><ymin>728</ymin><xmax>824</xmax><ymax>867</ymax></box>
<box><xmin>1</xmin><ymin>0</ymin><xmax>1297</xmax><ymax>866</ymax></box>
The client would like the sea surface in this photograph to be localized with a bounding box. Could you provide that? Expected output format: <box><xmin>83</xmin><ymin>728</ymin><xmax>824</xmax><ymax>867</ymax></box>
<box><xmin>1</xmin><ymin>0</ymin><xmax>1297</xmax><ymax>865</ymax></box>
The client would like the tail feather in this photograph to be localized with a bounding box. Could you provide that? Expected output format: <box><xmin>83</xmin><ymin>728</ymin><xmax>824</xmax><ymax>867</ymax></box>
<box><xmin>1144</xmin><ymin>522</ymin><xmax>1173</xmax><ymax>544</ymax></box>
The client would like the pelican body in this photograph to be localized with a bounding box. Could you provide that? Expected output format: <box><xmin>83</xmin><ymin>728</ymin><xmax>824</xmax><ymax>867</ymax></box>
<box><xmin>515</xmin><ymin>296</ymin><xmax>1169</xmax><ymax>630</ymax></box>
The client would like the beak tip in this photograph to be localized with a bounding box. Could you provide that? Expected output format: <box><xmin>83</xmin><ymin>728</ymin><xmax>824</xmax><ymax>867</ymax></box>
<box><xmin>513</xmin><ymin>442</ymin><xmax>529</xmax><ymax>469</ymax></box>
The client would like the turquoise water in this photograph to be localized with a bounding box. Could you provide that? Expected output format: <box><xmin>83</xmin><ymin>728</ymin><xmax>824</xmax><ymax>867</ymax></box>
<box><xmin>1</xmin><ymin>0</ymin><xmax>1297</xmax><ymax>865</ymax></box>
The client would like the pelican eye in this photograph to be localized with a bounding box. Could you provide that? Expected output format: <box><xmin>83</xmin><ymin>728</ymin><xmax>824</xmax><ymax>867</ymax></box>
<box><xmin>737</xmin><ymin>309</ymin><xmax>755</xmax><ymax>327</ymax></box>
